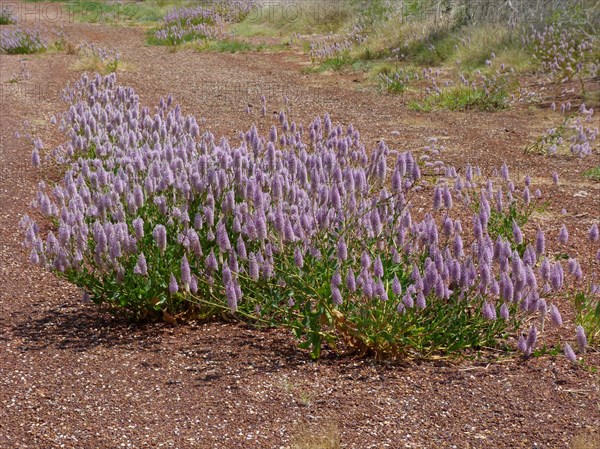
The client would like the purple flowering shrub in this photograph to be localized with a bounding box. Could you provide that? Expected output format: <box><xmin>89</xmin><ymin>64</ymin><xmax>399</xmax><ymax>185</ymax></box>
<box><xmin>0</xmin><ymin>5</ymin><xmax>16</xmax><ymax>25</ymax></box>
<box><xmin>574</xmin><ymin>289</ymin><xmax>600</xmax><ymax>349</ymax></box>
<box><xmin>153</xmin><ymin>7</ymin><xmax>229</xmax><ymax>46</ymax></box>
<box><xmin>76</xmin><ymin>42</ymin><xmax>120</xmax><ymax>74</ymax></box>
<box><xmin>305</xmin><ymin>23</ymin><xmax>368</xmax><ymax>63</ymax></box>
<box><xmin>379</xmin><ymin>67</ymin><xmax>420</xmax><ymax>94</ymax></box>
<box><xmin>523</xmin><ymin>25</ymin><xmax>595</xmax><ymax>83</ymax></box>
<box><xmin>408</xmin><ymin>63</ymin><xmax>513</xmax><ymax>112</ymax></box>
<box><xmin>525</xmin><ymin>103</ymin><xmax>597</xmax><ymax>157</ymax></box>
<box><xmin>153</xmin><ymin>2</ymin><xmax>257</xmax><ymax>46</ymax></box>
<box><xmin>0</xmin><ymin>27</ymin><xmax>46</xmax><ymax>54</ymax></box>
<box><xmin>22</xmin><ymin>73</ymin><xmax>592</xmax><ymax>360</ymax></box>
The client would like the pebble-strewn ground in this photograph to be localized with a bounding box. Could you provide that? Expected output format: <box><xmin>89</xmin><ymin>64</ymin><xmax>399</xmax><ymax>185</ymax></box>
<box><xmin>1</xmin><ymin>3</ymin><xmax>599</xmax><ymax>448</ymax></box>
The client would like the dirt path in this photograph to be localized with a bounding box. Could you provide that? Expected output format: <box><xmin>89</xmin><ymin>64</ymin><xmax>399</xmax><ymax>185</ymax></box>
<box><xmin>1</xmin><ymin>5</ymin><xmax>599</xmax><ymax>448</ymax></box>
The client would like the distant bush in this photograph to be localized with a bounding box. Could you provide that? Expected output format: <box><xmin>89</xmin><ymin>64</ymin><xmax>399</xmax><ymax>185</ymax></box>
<box><xmin>0</xmin><ymin>6</ymin><xmax>16</xmax><ymax>25</ymax></box>
<box><xmin>152</xmin><ymin>2</ymin><xmax>258</xmax><ymax>46</ymax></box>
<box><xmin>0</xmin><ymin>27</ymin><xmax>46</xmax><ymax>54</ymax></box>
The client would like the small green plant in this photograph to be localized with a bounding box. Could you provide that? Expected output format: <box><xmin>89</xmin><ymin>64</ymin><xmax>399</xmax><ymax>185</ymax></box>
<box><xmin>378</xmin><ymin>68</ymin><xmax>417</xmax><ymax>94</ymax></box>
<box><xmin>435</xmin><ymin>82</ymin><xmax>509</xmax><ymax>111</ymax></box>
<box><xmin>408</xmin><ymin>101</ymin><xmax>433</xmax><ymax>112</ymax></box>
<box><xmin>574</xmin><ymin>291</ymin><xmax>600</xmax><ymax>345</ymax></box>
<box><xmin>584</xmin><ymin>166</ymin><xmax>600</xmax><ymax>181</ymax></box>
<box><xmin>486</xmin><ymin>201</ymin><xmax>532</xmax><ymax>252</ymax></box>
<box><xmin>317</xmin><ymin>52</ymin><xmax>354</xmax><ymax>72</ymax></box>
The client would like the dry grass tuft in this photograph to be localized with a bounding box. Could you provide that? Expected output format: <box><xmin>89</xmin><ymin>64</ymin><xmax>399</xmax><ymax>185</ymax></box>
<box><xmin>289</xmin><ymin>422</ymin><xmax>341</xmax><ymax>449</ymax></box>
<box><xmin>572</xmin><ymin>431</ymin><xmax>600</xmax><ymax>449</ymax></box>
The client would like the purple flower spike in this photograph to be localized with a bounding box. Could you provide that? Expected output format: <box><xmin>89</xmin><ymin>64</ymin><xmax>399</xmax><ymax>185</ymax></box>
<box><xmin>576</xmin><ymin>325</ymin><xmax>587</xmax><ymax>354</ymax></box>
<box><xmin>500</xmin><ymin>303</ymin><xmax>509</xmax><ymax>320</ymax></box>
<box><xmin>433</xmin><ymin>186</ymin><xmax>442</xmax><ymax>211</ymax></box>
<box><xmin>248</xmin><ymin>253</ymin><xmax>259</xmax><ymax>281</ymax></box>
<box><xmin>226</xmin><ymin>282</ymin><xmax>237</xmax><ymax>311</ymax></box>
<box><xmin>294</xmin><ymin>246</ymin><xmax>304</xmax><ymax>268</ymax></box>
<box><xmin>360</xmin><ymin>251</ymin><xmax>371</xmax><ymax>270</ymax></box>
<box><xmin>332</xmin><ymin>287</ymin><xmax>343</xmax><ymax>306</ymax></box>
<box><xmin>32</xmin><ymin>149</ymin><xmax>41</xmax><ymax>168</ymax></box>
<box><xmin>482</xmin><ymin>301</ymin><xmax>496</xmax><ymax>320</ymax></box>
<box><xmin>535</xmin><ymin>228</ymin><xmax>545</xmax><ymax>256</ymax></box>
<box><xmin>517</xmin><ymin>335</ymin><xmax>527</xmax><ymax>353</ymax></box>
<box><xmin>589</xmin><ymin>223</ymin><xmax>599</xmax><ymax>242</ymax></box>
<box><xmin>331</xmin><ymin>270</ymin><xmax>342</xmax><ymax>288</ymax></box>
<box><xmin>346</xmin><ymin>268</ymin><xmax>356</xmax><ymax>292</ymax></box>
<box><xmin>134</xmin><ymin>253</ymin><xmax>147</xmax><ymax>276</ymax></box>
<box><xmin>236</xmin><ymin>235</ymin><xmax>247</xmax><ymax>260</ymax></box>
<box><xmin>216</xmin><ymin>221</ymin><xmax>231</xmax><ymax>253</ymax></box>
<box><xmin>403</xmin><ymin>291</ymin><xmax>414</xmax><ymax>308</ymax></box>
<box><xmin>526</xmin><ymin>325</ymin><xmax>537</xmax><ymax>353</ymax></box>
<box><xmin>336</xmin><ymin>237</ymin><xmax>348</xmax><ymax>261</ymax></box>
<box><xmin>563</xmin><ymin>343</ymin><xmax>577</xmax><ymax>363</ymax></box>
<box><xmin>416</xmin><ymin>291</ymin><xmax>426</xmax><ymax>309</ymax></box>
<box><xmin>501</xmin><ymin>162</ymin><xmax>509</xmax><ymax>181</ymax></box>
<box><xmin>190</xmin><ymin>275</ymin><xmax>198</xmax><ymax>294</ymax></box>
<box><xmin>552</xmin><ymin>172</ymin><xmax>559</xmax><ymax>185</ymax></box>
<box><xmin>169</xmin><ymin>273</ymin><xmax>178</xmax><ymax>295</ymax></box>
<box><xmin>133</xmin><ymin>218</ymin><xmax>144</xmax><ymax>240</ymax></box>
<box><xmin>205</xmin><ymin>250</ymin><xmax>218</xmax><ymax>274</ymax></box>
<box><xmin>153</xmin><ymin>224</ymin><xmax>167</xmax><ymax>253</ymax></box>
<box><xmin>558</xmin><ymin>224</ymin><xmax>569</xmax><ymax>245</ymax></box>
<box><xmin>512</xmin><ymin>220</ymin><xmax>523</xmax><ymax>245</ymax></box>
<box><xmin>181</xmin><ymin>255</ymin><xmax>191</xmax><ymax>290</ymax></box>
<box><xmin>523</xmin><ymin>187</ymin><xmax>530</xmax><ymax>206</ymax></box>
<box><xmin>549</xmin><ymin>304</ymin><xmax>562</xmax><ymax>327</ymax></box>
<box><xmin>392</xmin><ymin>274</ymin><xmax>402</xmax><ymax>296</ymax></box>
<box><xmin>374</xmin><ymin>256</ymin><xmax>384</xmax><ymax>278</ymax></box>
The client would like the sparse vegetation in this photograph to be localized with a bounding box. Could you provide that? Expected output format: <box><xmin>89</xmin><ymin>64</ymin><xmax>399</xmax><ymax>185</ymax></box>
<box><xmin>289</xmin><ymin>422</ymin><xmax>341</xmax><ymax>449</ymax></box>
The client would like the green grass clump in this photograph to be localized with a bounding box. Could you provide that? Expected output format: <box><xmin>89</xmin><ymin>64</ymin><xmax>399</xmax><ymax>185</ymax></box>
<box><xmin>435</xmin><ymin>84</ymin><xmax>509</xmax><ymax>111</ymax></box>
<box><xmin>574</xmin><ymin>291</ymin><xmax>600</xmax><ymax>346</ymax></box>
<box><xmin>584</xmin><ymin>166</ymin><xmax>600</xmax><ymax>181</ymax></box>
<box><xmin>304</xmin><ymin>51</ymin><xmax>355</xmax><ymax>73</ymax></box>
<box><xmin>410</xmin><ymin>83</ymin><xmax>510</xmax><ymax>112</ymax></box>
<box><xmin>197</xmin><ymin>40</ymin><xmax>267</xmax><ymax>53</ymax></box>
<box><xmin>378</xmin><ymin>67</ymin><xmax>418</xmax><ymax>94</ymax></box>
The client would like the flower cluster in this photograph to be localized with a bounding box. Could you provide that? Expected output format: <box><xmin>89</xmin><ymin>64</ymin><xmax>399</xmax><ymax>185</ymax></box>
<box><xmin>407</xmin><ymin>61</ymin><xmax>513</xmax><ymax>112</ymax></box>
<box><xmin>207</xmin><ymin>0</ymin><xmax>258</xmax><ymax>22</ymax></box>
<box><xmin>0</xmin><ymin>27</ymin><xmax>46</xmax><ymax>54</ymax></box>
<box><xmin>523</xmin><ymin>25</ymin><xmax>594</xmax><ymax>82</ymax></box>
<box><xmin>23</xmin><ymin>73</ymin><xmax>593</xmax><ymax>361</ymax></box>
<box><xmin>307</xmin><ymin>23</ymin><xmax>368</xmax><ymax>62</ymax></box>
<box><xmin>76</xmin><ymin>42</ymin><xmax>120</xmax><ymax>73</ymax></box>
<box><xmin>0</xmin><ymin>5</ymin><xmax>16</xmax><ymax>24</ymax></box>
<box><xmin>525</xmin><ymin>103</ymin><xmax>597</xmax><ymax>157</ymax></box>
<box><xmin>379</xmin><ymin>68</ymin><xmax>419</xmax><ymax>94</ymax></box>
<box><xmin>154</xmin><ymin>6</ymin><xmax>229</xmax><ymax>45</ymax></box>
